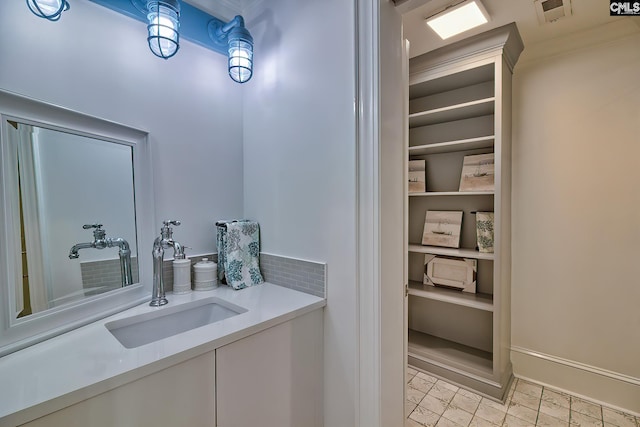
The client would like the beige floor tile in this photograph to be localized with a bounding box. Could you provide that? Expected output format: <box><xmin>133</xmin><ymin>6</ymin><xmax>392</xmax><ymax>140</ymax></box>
<box><xmin>542</xmin><ymin>388</ymin><xmax>571</xmax><ymax>409</ymax></box>
<box><xmin>411</xmin><ymin>375</ymin><xmax>436</xmax><ymax>394</ymax></box>
<box><xmin>458</xmin><ymin>388</ymin><xmax>483</xmax><ymax>402</ymax></box>
<box><xmin>475</xmin><ymin>401</ymin><xmax>507</xmax><ymax>425</ymax></box>
<box><xmin>602</xmin><ymin>407</ymin><xmax>636</xmax><ymax>427</ymax></box>
<box><xmin>406</xmin><ymin>373</ymin><xmax>637</xmax><ymax>427</ymax></box>
<box><xmin>436</xmin><ymin>379</ymin><xmax>461</xmax><ymax>393</ymax></box>
<box><xmin>536</xmin><ymin>411</ymin><xmax>569</xmax><ymax>426</ymax></box>
<box><xmin>507</xmin><ymin>402</ymin><xmax>539</xmax><ymax>424</ymax></box>
<box><xmin>469</xmin><ymin>416</ymin><xmax>499</xmax><ymax>427</ymax></box>
<box><xmin>511</xmin><ymin>390</ymin><xmax>541</xmax><ymax>411</ymax></box>
<box><xmin>515</xmin><ymin>380</ymin><xmax>543</xmax><ymax>399</ymax></box>
<box><xmin>407</xmin><ymin>418</ymin><xmax>427</xmax><ymax>427</ymax></box>
<box><xmin>572</xmin><ymin>398</ymin><xmax>603</xmax><ymax>420</ymax></box>
<box><xmin>420</xmin><ymin>394</ymin><xmax>450</xmax><ymax>416</ymax></box>
<box><xmin>502</xmin><ymin>414</ymin><xmax>534</xmax><ymax>427</ymax></box>
<box><xmin>507</xmin><ymin>379</ymin><xmax>518</xmax><ymax>399</ymax></box>
<box><xmin>410</xmin><ymin>405</ymin><xmax>441</xmax><ymax>427</ymax></box>
<box><xmin>416</xmin><ymin>371</ymin><xmax>440</xmax><ymax>383</ymax></box>
<box><xmin>570</xmin><ymin>411</ymin><xmax>604</xmax><ymax>427</ymax></box>
<box><xmin>436</xmin><ymin>416</ymin><xmax>466</xmax><ymax>427</ymax></box>
<box><xmin>428</xmin><ymin>382</ymin><xmax>458</xmax><ymax>404</ymax></box>
<box><xmin>407</xmin><ymin>401</ymin><xmax>418</xmax><ymax>417</ymax></box>
<box><xmin>481</xmin><ymin>397</ymin><xmax>510</xmax><ymax>413</ymax></box>
<box><xmin>442</xmin><ymin>404</ymin><xmax>474</xmax><ymax>427</ymax></box>
<box><xmin>539</xmin><ymin>399</ymin><xmax>570</xmax><ymax>422</ymax></box>
<box><xmin>451</xmin><ymin>393</ymin><xmax>481</xmax><ymax>414</ymax></box>
<box><xmin>408</xmin><ymin>386</ymin><xmax>427</xmax><ymax>405</ymax></box>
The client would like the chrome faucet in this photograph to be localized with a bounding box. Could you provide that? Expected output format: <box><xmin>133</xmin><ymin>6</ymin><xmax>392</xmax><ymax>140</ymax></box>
<box><xmin>151</xmin><ymin>220</ymin><xmax>185</xmax><ymax>306</ymax></box>
<box><xmin>69</xmin><ymin>223</ymin><xmax>133</xmax><ymax>287</ymax></box>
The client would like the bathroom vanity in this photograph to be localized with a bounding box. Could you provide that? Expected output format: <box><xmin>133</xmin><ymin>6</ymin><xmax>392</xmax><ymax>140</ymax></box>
<box><xmin>0</xmin><ymin>283</ymin><xmax>325</xmax><ymax>427</ymax></box>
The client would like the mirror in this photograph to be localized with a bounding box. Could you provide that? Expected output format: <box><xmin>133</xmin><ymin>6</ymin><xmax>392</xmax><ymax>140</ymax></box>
<box><xmin>4</xmin><ymin>120</ymin><xmax>138</xmax><ymax>317</ymax></box>
<box><xmin>0</xmin><ymin>89</ymin><xmax>154</xmax><ymax>356</ymax></box>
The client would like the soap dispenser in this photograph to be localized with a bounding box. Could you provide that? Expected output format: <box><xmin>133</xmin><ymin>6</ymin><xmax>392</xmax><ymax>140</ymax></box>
<box><xmin>173</xmin><ymin>248</ymin><xmax>192</xmax><ymax>294</ymax></box>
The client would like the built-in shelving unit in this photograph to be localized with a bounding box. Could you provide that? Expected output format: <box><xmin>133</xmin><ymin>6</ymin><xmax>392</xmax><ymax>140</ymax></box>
<box><xmin>405</xmin><ymin>24</ymin><xmax>523</xmax><ymax>400</ymax></box>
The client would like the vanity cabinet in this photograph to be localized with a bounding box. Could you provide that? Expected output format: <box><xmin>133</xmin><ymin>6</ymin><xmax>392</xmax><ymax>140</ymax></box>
<box><xmin>20</xmin><ymin>352</ymin><xmax>217</xmax><ymax>427</ymax></box>
<box><xmin>18</xmin><ymin>308</ymin><xmax>323</xmax><ymax>427</ymax></box>
<box><xmin>216</xmin><ymin>309</ymin><xmax>323</xmax><ymax>427</ymax></box>
<box><xmin>406</xmin><ymin>24</ymin><xmax>522</xmax><ymax>400</ymax></box>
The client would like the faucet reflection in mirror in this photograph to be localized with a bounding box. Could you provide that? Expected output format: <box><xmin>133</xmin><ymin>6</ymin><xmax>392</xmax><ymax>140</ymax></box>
<box><xmin>151</xmin><ymin>220</ymin><xmax>186</xmax><ymax>306</ymax></box>
<box><xmin>3</xmin><ymin>120</ymin><xmax>138</xmax><ymax>318</ymax></box>
<box><xmin>68</xmin><ymin>223</ymin><xmax>134</xmax><ymax>288</ymax></box>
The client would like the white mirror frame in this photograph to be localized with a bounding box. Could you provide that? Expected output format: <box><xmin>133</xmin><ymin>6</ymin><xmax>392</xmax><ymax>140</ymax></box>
<box><xmin>0</xmin><ymin>89</ymin><xmax>155</xmax><ymax>356</ymax></box>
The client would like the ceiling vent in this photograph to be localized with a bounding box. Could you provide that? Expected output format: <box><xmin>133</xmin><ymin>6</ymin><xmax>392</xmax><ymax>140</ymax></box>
<box><xmin>534</xmin><ymin>0</ymin><xmax>572</xmax><ymax>24</ymax></box>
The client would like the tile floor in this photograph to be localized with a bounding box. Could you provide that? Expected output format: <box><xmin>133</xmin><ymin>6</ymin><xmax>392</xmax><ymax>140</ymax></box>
<box><xmin>406</xmin><ymin>367</ymin><xmax>639</xmax><ymax>427</ymax></box>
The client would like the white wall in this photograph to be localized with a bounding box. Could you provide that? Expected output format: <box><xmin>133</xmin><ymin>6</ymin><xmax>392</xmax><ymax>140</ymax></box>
<box><xmin>0</xmin><ymin>1</ymin><xmax>244</xmax><ymax>263</ymax></box>
<box><xmin>242</xmin><ymin>0</ymin><xmax>357</xmax><ymax>424</ymax></box>
<box><xmin>511</xmin><ymin>29</ymin><xmax>640</xmax><ymax>412</ymax></box>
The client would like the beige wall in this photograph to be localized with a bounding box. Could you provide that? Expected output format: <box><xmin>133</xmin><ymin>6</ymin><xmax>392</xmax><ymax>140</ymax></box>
<box><xmin>511</xmin><ymin>27</ymin><xmax>640</xmax><ymax>412</ymax></box>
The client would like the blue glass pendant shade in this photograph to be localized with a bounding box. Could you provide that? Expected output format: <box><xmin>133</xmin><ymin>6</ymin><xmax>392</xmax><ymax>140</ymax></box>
<box><xmin>26</xmin><ymin>0</ymin><xmax>69</xmax><ymax>21</ymax></box>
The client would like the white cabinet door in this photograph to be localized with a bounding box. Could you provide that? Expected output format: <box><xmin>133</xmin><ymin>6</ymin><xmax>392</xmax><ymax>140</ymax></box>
<box><xmin>216</xmin><ymin>309</ymin><xmax>323</xmax><ymax>427</ymax></box>
<box><xmin>21</xmin><ymin>352</ymin><xmax>216</xmax><ymax>427</ymax></box>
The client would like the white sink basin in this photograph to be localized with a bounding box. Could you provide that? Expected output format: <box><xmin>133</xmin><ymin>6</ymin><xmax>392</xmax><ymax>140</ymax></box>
<box><xmin>106</xmin><ymin>297</ymin><xmax>247</xmax><ymax>348</ymax></box>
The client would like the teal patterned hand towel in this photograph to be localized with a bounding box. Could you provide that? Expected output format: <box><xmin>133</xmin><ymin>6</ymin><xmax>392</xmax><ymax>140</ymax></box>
<box><xmin>216</xmin><ymin>220</ymin><xmax>264</xmax><ymax>290</ymax></box>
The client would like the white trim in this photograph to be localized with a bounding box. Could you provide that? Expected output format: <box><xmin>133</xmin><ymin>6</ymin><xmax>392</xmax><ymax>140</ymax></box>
<box><xmin>356</xmin><ymin>0</ymin><xmax>381</xmax><ymax>425</ymax></box>
<box><xmin>511</xmin><ymin>346</ymin><xmax>640</xmax><ymax>387</ymax></box>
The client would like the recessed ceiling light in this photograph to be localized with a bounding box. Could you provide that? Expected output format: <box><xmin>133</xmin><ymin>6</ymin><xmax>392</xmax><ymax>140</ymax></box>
<box><xmin>425</xmin><ymin>0</ymin><xmax>491</xmax><ymax>40</ymax></box>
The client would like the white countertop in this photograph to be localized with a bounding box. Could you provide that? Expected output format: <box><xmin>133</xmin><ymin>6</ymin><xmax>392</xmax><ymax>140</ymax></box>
<box><xmin>0</xmin><ymin>283</ymin><xmax>325</xmax><ymax>426</ymax></box>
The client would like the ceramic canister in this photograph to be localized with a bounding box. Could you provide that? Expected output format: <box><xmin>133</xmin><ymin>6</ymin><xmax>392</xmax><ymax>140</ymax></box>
<box><xmin>193</xmin><ymin>258</ymin><xmax>218</xmax><ymax>291</ymax></box>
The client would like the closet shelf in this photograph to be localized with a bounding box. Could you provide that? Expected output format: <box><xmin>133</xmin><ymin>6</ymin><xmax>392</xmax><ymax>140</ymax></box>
<box><xmin>408</xmin><ymin>329</ymin><xmax>493</xmax><ymax>380</ymax></box>
<box><xmin>408</xmin><ymin>281</ymin><xmax>493</xmax><ymax>312</ymax></box>
<box><xmin>408</xmin><ymin>191</ymin><xmax>494</xmax><ymax>197</ymax></box>
<box><xmin>408</xmin><ymin>244</ymin><xmax>495</xmax><ymax>260</ymax></box>
<box><xmin>408</xmin><ymin>98</ymin><xmax>494</xmax><ymax>128</ymax></box>
<box><xmin>409</xmin><ymin>135</ymin><xmax>494</xmax><ymax>156</ymax></box>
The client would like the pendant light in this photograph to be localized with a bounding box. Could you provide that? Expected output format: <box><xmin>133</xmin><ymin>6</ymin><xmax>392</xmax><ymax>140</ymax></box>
<box><xmin>146</xmin><ymin>0</ymin><xmax>180</xmax><ymax>59</ymax></box>
<box><xmin>209</xmin><ymin>16</ymin><xmax>254</xmax><ymax>83</ymax></box>
<box><xmin>26</xmin><ymin>0</ymin><xmax>69</xmax><ymax>21</ymax></box>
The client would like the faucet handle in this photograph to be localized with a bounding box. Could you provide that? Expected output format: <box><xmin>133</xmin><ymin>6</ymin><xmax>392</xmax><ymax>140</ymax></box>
<box><xmin>162</xmin><ymin>220</ymin><xmax>181</xmax><ymax>227</ymax></box>
<box><xmin>83</xmin><ymin>223</ymin><xmax>103</xmax><ymax>230</ymax></box>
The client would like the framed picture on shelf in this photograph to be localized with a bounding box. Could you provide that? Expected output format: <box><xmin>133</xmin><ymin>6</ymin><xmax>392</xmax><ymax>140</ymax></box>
<box><xmin>476</xmin><ymin>211</ymin><xmax>494</xmax><ymax>253</ymax></box>
<box><xmin>423</xmin><ymin>254</ymin><xmax>477</xmax><ymax>293</ymax></box>
<box><xmin>459</xmin><ymin>153</ymin><xmax>495</xmax><ymax>192</ymax></box>
<box><xmin>421</xmin><ymin>210</ymin><xmax>463</xmax><ymax>248</ymax></box>
<box><xmin>408</xmin><ymin>159</ymin><xmax>426</xmax><ymax>193</ymax></box>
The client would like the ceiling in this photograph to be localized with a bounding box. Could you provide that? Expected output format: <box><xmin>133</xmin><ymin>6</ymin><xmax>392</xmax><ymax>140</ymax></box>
<box><xmin>400</xmin><ymin>0</ymin><xmax>635</xmax><ymax>58</ymax></box>
<box><xmin>183</xmin><ymin>0</ymin><xmax>254</xmax><ymax>21</ymax></box>
<box><xmin>183</xmin><ymin>0</ymin><xmax>637</xmax><ymax>61</ymax></box>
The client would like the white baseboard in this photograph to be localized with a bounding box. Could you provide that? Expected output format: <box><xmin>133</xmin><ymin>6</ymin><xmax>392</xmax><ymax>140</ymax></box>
<box><xmin>511</xmin><ymin>346</ymin><xmax>640</xmax><ymax>416</ymax></box>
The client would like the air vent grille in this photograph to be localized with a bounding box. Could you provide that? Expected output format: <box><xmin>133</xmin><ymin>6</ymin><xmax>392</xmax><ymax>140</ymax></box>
<box><xmin>534</xmin><ymin>0</ymin><xmax>572</xmax><ymax>24</ymax></box>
